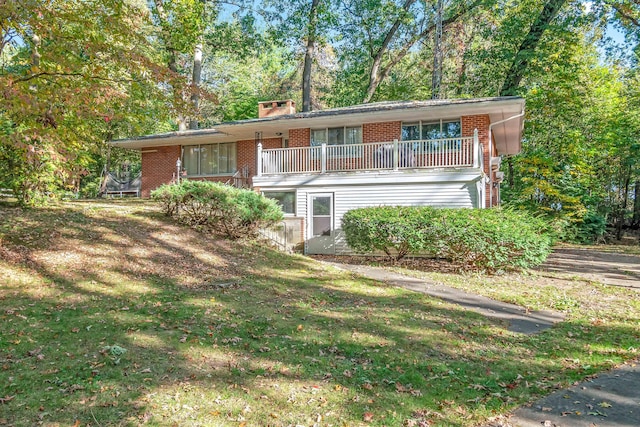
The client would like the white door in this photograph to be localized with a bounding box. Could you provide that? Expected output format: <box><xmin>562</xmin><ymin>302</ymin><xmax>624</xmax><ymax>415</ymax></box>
<box><xmin>306</xmin><ymin>193</ymin><xmax>335</xmax><ymax>255</ymax></box>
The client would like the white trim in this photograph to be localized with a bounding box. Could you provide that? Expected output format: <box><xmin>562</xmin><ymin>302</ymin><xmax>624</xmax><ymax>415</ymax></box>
<box><xmin>254</xmin><ymin>168</ymin><xmax>482</xmax><ymax>188</ymax></box>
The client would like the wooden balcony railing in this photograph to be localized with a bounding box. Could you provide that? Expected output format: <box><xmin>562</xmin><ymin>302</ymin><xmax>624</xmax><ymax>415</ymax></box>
<box><xmin>257</xmin><ymin>129</ymin><xmax>480</xmax><ymax>176</ymax></box>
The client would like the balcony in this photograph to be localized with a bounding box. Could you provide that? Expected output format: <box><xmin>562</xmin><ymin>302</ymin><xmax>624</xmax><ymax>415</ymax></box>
<box><xmin>257</xmin><ymin>130</ymin><xmax>481</xmax><ymax>176</ymax></box>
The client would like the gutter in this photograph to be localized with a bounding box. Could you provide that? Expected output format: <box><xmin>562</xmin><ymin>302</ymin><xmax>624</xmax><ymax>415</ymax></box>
<box><xmin>487</xmin><ymin>109</ymin><xmax>525</xmax><ymax>207</ymax></box>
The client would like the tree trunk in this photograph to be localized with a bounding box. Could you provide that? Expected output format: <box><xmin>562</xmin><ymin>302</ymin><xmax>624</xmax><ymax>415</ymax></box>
<box><xmin>302</xmin><ymin>0</ymin><xmax>320</xmax><ymax>112</ymax></box>
<box><xmin>431</xmin><ymin>0</ymin><xmax>444</xmax><ymax>99</ymax></box>
<box><xmin>616</xmin><ymin>168</ymin><xmax>631</xmax><ymax>240</ymax></box>
<box><xmin>153</xmin><ymin>0</ymin><xmax>187</xmax><ymax>130</ymax></box>
<box><xmin>500</xmin><ymin>0</ymin><xmax>567</xmax><ymax>96</ymax></box>
<box><xmin>507</xmin><ymin>156</ymin><xmax>515</xmax><ymax>187</ymax></box>
<box><xmin>189</xmin><ymin>41</ymin><xmax>203</xmax><ymax>130</ymax></box>
<box><xmin>632</xmin><ymin>179</ymin><xmax>640</xmax><ymax>229</ymax></box>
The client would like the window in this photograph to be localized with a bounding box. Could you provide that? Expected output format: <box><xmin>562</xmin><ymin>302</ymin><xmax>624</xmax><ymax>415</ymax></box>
<box><xmin>311</xmin><ymin>126</ymin><xmax>362</xmax><ymax>158</ymax></box>
<box><xmin>263</xmin><ymin>191</ymin><xmax>296</xmax><ymax>215</ymax></box>
<box><xmin>182</xmin><ymin>142</ymin><xmax>237</xmax><ymax>176</ymax></box>
<box><xmin>402</xmin><ymin>119</ymin><xmax>461</xmax><ymax>151</ymax></box>
<box><xmin>311</xmin><ymin>126</ymin><xmax>362</xmax><ymax>146</ymax></box>
<box><xmin>312</xmin><ymin>195</ymin><xmax>332</xmax><ymax>236</ymax></box>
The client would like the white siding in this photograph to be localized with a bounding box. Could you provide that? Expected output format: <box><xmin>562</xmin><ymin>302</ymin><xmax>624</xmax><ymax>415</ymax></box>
<box><xmin>293</xmin><ymin>181</ymin><xmax>478</xmax><ymax>254</ymax></box>
<box><xmin>256</xmin><ymin>169</ymin><xmax>482</xmax><ymax>255</ymax></box>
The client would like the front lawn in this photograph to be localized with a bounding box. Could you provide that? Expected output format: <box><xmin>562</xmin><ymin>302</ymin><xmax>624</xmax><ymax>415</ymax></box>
<box><xmin>1</xmin><ymin>200</ymin><xmax>638</xmax><ymax>426</ymax></box>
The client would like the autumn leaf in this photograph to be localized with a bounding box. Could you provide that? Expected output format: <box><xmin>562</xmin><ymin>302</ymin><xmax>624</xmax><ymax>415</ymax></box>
<box><xmin>363</xmin><ymin>412</ymin><xmax>374</xmax><ymax>422</ymax></box>
<box><xmin>0</xmin><ymin>396</ymin><xmax>15</xmax><ymax>404</ymax></box>
<box><xmin>598</xmin><ymin>401</ymin><xmax>612</xmax><ymax>408</ymax></box>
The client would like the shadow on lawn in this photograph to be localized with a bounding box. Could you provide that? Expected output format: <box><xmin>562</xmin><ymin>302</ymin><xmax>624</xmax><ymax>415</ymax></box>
<box><xmin>0</xmin><ymin>202</ymin><xmax>638</xmax><ymax>426</ymax></box>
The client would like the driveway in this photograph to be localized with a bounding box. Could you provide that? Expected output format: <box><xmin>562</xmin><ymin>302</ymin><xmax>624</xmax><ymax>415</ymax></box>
<box><xmin>538</xmin><ymin>247</ymin><xmax>640</xmax><ymax>290</ymax></box>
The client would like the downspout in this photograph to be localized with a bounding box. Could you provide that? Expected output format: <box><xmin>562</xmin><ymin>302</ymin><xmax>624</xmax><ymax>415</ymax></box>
<box><xmin>487</xmin><ymin>110</ymin><xmax>525</xmax><ymax>207</ymax></box>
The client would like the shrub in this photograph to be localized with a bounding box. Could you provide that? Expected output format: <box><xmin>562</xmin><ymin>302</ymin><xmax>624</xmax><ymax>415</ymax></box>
<box><xmin>341</xmin><ymin>206</ymin><xmax>441</xmax><ymax>259</ymax></box>
<box><xmin>572</xmin><ymin>210</ymin><xmax>607</xmax><ymax>243</ymax></box>
<box><xmin>151</xmin><ymin>180</ymin><xmax>283</xmax><ymax>239</ymax></box>
<box><xmin>342</xmin><ymin>206</ymin><xmax>554</xmax><ymax>272</ymax></box>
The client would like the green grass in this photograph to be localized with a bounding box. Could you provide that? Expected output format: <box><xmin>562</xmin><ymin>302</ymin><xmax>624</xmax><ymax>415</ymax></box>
<box><xmin>1</xmin><ymin>200</ymin><xmax>639</xmax><ymax>426</ymax></box>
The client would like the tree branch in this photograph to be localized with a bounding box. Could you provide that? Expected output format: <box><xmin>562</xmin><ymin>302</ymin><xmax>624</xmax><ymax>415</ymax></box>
<box><xmin>12</xmin><ymin>71</ymin><xmax>136</xmax><ymax>84</ymax></box>
<box><xmin>609</xmin><ymin>1</ymin><xmax>640</xmax><ymax>27</ymax></box>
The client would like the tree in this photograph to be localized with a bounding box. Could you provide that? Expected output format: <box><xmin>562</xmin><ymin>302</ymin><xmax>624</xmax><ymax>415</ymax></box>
<box><xmin>500</xmin><ymin>0</ymin><xmax>568</xmax><ymax>96</ymax></box>
<box><xmin>262</xmin><ymin>0</ymin><xmax>337</xmax><ymax>111</ymax></box>
<box><xmin>333</xmin><ymin>0</ymin><xmax>490</xmax><ymax>104</ymax></box>
<box><xmin>0</xmin><ymin>0</ymin><xmax>177</xmax><ymax>205</ymax></box>
<box><xmin>150</xmin><ymin>0</ymin><xmax>213</xmax><ymax>130</ymax></box>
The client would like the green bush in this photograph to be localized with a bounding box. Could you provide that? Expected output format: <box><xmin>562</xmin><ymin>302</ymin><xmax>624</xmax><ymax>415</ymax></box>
<box><xmin>572</xmin><ymin>210</ymin><xmax>607</xmax><ymax>243</ymax></box>
<box><xmin>151</xmin><ymin>180</ymin><xmax>283</xmax><ymax>239</ymax></box>
<box><xmin>342</xmin><ymin>206</ymin><xmax>554</xmax><ymax>272</ymax></box>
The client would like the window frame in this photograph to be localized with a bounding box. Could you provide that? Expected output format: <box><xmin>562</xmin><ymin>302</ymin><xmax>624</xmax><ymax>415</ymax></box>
<box><xmin>262</xmin><ymin>190</ymin><xmax>297</xmax><ymax>216</ymax></box>
<box><xmin>310</xmin><ymin>126</ymin><xmax>363</xmax><ymax>147</ymax></box>
<box><xmin>182</xmin><ymin>142</ymin><xmax>237</xmax><ymax>177</ymax></box>
<box><xmin>401</xmin><ymin>119</ymin><xmax>462</xmax><ymax>152</ymax></box>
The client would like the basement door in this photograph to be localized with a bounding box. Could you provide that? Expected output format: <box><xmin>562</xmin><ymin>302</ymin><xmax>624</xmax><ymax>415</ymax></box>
<box><xmin>306</xmin><ymin>193</ymin><xmax>335</xmax><ymax>255</ymax></box>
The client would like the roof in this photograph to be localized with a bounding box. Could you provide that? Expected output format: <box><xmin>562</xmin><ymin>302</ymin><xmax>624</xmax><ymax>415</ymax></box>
<box><xmin>111</xmin><ymin>96</ymin><xmax>525</xmax><ymax>155</ymax></box>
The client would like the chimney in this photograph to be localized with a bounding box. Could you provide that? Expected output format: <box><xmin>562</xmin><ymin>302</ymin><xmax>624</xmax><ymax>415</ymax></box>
<box><xmin>258</xmin><ymin>99</ymin><xmax>296</xmax><ymax>118</ymax></box>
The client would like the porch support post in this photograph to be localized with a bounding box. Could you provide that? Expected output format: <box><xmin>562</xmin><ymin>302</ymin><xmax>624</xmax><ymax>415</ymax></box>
<box><xmin>473</xmin><ymin>129</ymin><xmax>479</xmax><ymax>168</ymax></box>
<box><xmin>393</xmin><ymin>139</ymin><xmax>399</xmax><ymax>171</ymax></box>
<box><xmin>257</xmin><ymin>143</ymin><xmax>263</xmax><ymax>177</ymax></box>
<box><xmin>321</xmin><ymin>143</ymin><xmax>327</xmax><ymax>173</ymax></box>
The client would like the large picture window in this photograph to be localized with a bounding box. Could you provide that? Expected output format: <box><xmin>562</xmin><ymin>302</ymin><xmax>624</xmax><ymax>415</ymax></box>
<box><xmin>402</xmin><ymin>119</ymin><xmax>461</xmax><ymax>151</ymax></box>
<box><xmin>311</xmin><ymin>126</ymin><xmax>362</xmax><ymax>146</ymax></box>
<box><xmin>402</xmin><ymin>119</ymin><xmax>461</xmax><ymax>141</ymax></box>
<box><xmin>183</xmin><ymin>142</ymin><xmax>237</xmax><ymax>176</ymax></box>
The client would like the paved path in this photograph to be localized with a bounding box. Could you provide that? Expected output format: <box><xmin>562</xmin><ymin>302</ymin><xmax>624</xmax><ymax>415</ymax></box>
<box><xmin>539</xmin><ymin>248</ymin><xmax>640</xmax><ymax>290</ymax></box>
<box><xmin>502</xmin><ymin>360</ymin><xmax>640</xmax><ymax>427</ymax></box>
<box><xmin>325</xmin><ymin>262</ymin><xmax>565</xmax><ymax>334</ymax></box>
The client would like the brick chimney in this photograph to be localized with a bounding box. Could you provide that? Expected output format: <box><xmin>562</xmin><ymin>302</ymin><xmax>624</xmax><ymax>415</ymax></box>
<box><xmin>258</xmin><ymin>100</ymin><xmax>296</xmax><ymax>118</ymax></box>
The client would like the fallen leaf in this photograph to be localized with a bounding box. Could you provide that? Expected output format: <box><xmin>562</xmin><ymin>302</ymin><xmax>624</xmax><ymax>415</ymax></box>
<box><xmin>599</xmin><ymin>401</ymin><xmax>612</xmax><ymax>408</ymax></box>
<box><xmin>0</xmin><ymin>396</ymin><xmax>15</xmax><ymax>404</ymax></box>
<box><xmin>363</xmin><ymin>412</ymin><xmax>374</xmax><ymax>422</ymax></box>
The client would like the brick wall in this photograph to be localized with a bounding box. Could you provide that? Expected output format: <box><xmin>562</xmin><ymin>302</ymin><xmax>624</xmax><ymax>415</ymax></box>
<box><xmin>238</xmin><ymin>137</ymin><xmax>282</xmax><ymax>186</ymax></box>
<box><xmin>141</xmin><ymin>146</ymin><xmax>181</xmax><ymax>198</ymax></box>
<box><xmin>363</xmin><ymin>121</ymin><xmax>402</xmax><ymax>143</ymax></box>
<box><xmin>462</xmin><ymin>115</ymin><xmax>496</xmax><ymax>206</ymax></box>
<box><xmin>289</xmin><ymin>128</ymin><xmax>310</xmax><ymax>147</ymax></box>
<box><xmin>288</xmin><ymin>123</ymin><xmax>402</xmax><ymax>147</ymax></box>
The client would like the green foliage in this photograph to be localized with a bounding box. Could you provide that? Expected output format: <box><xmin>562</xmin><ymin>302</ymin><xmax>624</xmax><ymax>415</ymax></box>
<box><xmin>0</xmin><ymin>0</ymin><xmax>179</xmax><ymax>206</ymax></box>
<box><xmin>151</xmin><ymin>180</ymin><xmax>283</xmax><ymax>239</ymax></box>
<box><xmin>569</xmin><ymin>210</ymin><xmax>608</xmax><ymax>243</ymax></box>
<box><xmin>342</xmin><ymin>206</ymin><xmax>553</xmax><ymax>272</ymax></box>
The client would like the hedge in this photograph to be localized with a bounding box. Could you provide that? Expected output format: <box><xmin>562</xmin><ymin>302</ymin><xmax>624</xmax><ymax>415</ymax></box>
<box><xmin>151</xmin><ymin>180</ymin><xmax>283</xmax><ymax>239</ymax></box>
<box><xmin>342</xmin><ymin>206</ymin><xmax>553</xmax><ymax>272</ymax></box>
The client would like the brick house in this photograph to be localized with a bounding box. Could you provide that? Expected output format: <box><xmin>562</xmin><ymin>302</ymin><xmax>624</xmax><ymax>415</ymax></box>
<box><xmin>112</xmin><ymin>97</ymin><xmax>525</xmax><ymax>254</ymax></box>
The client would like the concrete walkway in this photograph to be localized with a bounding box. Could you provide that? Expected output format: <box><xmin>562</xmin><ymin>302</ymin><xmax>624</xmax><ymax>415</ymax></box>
<box><xmin>501</xmin><ymin>360</ymin><xmax>640</xmax><ymax>427</ymax></box>
<box><xmin>326</xmin><ymin>262</ymin><xmax>565</xmax><ymax>334</ymax></box>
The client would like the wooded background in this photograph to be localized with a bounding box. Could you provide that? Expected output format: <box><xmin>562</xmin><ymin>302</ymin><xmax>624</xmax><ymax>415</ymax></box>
<box><xmin>1</xmin><ymin>0</ymin><xmax>639</xmax><ymax>241</ymax></box>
